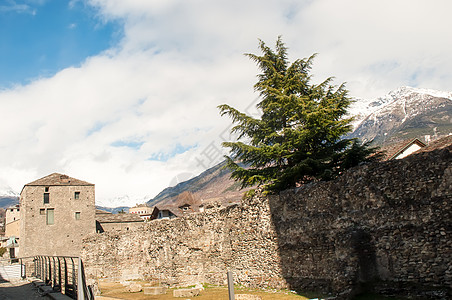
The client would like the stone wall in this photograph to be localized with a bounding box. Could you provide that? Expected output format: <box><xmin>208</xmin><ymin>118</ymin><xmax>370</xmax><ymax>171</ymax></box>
<box><xmin>82</xmin><ymin>147</ymin><xmax>451</xmax><ymax>299</ymax></box>
<box><xmin>96</xmin><ymin>220</ymin><xmax>143</xmax><ymax>232</ymax></box>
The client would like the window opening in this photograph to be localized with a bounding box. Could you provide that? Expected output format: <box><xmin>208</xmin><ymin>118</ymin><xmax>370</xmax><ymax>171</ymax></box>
<box><xmin>46</xmin><ymin>209</ymin><xmax>54</xmax><ymax>225</ymax></box>
<box><xmin>75</xmin><ymin>212</ymin><xmax>81</xmax><ymax>220</ymax></box>
<box><xmin>74</xmin><ymin>192</ymin><xmax>80</xmax><ymax>200</ymax></box>
<box><xmin>44</xmin><ymin>193</ymin><xmax>50</xmax><ymax>204</ymax></box>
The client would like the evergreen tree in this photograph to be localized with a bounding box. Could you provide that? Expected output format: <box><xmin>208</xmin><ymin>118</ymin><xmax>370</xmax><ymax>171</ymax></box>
<box><xmin>219</xmin><ymin>37</ymin><xmax>376</xmax><ymax>193</ymax></box>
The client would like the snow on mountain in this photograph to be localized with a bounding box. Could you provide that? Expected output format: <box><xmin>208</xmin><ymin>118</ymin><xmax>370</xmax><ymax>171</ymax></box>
<box><xmin>349</xmin><ymin>86</ymin><xmax>452</xmax><ymax>144</ymax></box>
<box><xmin>349</xmin><ymin>86</ymin><xmax>452</xmax><ymax>129</ymax></box>
<box><xmin>0</xmin><ymin>181</ymin><xmax>19</xmax><ymax>198</ymax></box>
<box><xmin>96</xmin><ymin>195</ymin><xmax>132</xmax><ymax>208</ymax></box>
<box><xmin>96</xmin><ymin>194</ymin><xmax>152</xmax><ymax>208</ymax></box>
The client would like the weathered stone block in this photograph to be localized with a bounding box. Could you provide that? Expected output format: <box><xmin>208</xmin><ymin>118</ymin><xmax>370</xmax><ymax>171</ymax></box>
<box><xmin>144</xmin><ymin>286</ymin><xmax>167</xmax><ymax>295</ymax></box>
<box><xmin>173</xmin><ymin>288</ymin><xmax>200</xmax><ymax>297</ymax></box>
<box><xmin>126</xmin><ymin>283</ymin><xmax>142</xmax><ymax>293</ymax></box>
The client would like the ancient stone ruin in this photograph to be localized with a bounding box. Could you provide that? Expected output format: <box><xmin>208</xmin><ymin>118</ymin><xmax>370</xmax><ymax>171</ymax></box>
<box><xmin>82</xmin><ymin>146</ymin><xmax>451</xmax><ymax>299</ymax></box>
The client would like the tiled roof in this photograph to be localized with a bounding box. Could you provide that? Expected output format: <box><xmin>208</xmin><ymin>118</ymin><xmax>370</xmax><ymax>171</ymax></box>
<box><xmin>25</xmin><ymin>173</ymin><xmax>94</xmax><ymax>186</ymax></box>
<box><xmin>415</xmin><ymin>135</ymin><xmax>452</xmax><ymax>153</ymax></box>
<box><xmin>96</xmin><ymin>213</ymin><xmax>144</xmax><ymax>224</ymax></box>
<box><xmin>96</xmin><ymin>209</ymin><xmax>112</xmax><ymax>215</ymax></box>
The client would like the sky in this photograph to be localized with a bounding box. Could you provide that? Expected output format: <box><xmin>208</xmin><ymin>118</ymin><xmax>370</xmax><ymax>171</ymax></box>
<box><xmin>0</xmin><ymin>0</ymin><xmax>451</xmax><ymax>207</ymax></box>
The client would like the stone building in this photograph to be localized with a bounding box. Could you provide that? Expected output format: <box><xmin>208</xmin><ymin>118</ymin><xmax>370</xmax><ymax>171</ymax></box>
<box><xmin>96</xmin><ymin>209</ymin><xmax>144</xmax><ymax>232</ymax></box>
<box><xmin>150</xmin><ymin>205</ymin><xmax>179</xmax><ymax>220</ymax></box>
<box><xmin>129</xmin><ymin>203</ymin><xmax>153</xmax><ymax>220</ymax></box>
<box><xmin>4</xmin><ymin>204</ymin><xmax>20</xmax><ymax>258</ymax></box>
<box><xmin>5</xmin><ymin>204</ymin><xmax>20</xmax><ymax>238</ymax></box>
<box><xmin>20</xmin><ymin>173</ymin><xmax>96</xmax><ymax>257</ymax></box>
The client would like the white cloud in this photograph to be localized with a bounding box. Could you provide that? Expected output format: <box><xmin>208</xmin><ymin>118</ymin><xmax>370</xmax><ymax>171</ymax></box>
<box><xmin>0</xmin><ymin>1</ymin><xmax>33</xmax><ymax>14</ymax></box>
<box><xmin>1</xmin><ymin>0</ymin><xmax>452</xmax><ymax>206</ymax></box>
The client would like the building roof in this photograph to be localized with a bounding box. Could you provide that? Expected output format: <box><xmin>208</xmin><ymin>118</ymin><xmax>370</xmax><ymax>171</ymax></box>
<box><xmin>380</xmin><ymin>138</ymin><xmax>427</xmax><ymax>160</ymax></box>
<box><xmin>415</xmin><ymin>135</ymin><xmax>452</xmax><ymax>153</ymax></box>
<box><xmin>151</xmin><ymin>205</ymin><xmax>182</xmax><ymax>219</ymax></box>
<box><xmin>24</xmin><ymin>173</ymin><xmax>94</xmax><ymax>186</ymax></box>
<box><xmin>6</xmin><ymin>204</ymin><xmax>20</xmax><ymax>210</ymax></box>
<box><xmin>96</xmin><ymin>213</ymin><xmax>144</xmax><ymax>224</ymax></box>
<box><xmin>96</xmin><ymin>209</ymin><xmax>112</xmax><ymax>215</ymax></box>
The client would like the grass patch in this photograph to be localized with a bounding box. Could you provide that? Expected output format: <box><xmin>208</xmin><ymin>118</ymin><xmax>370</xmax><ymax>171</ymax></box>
<box><xmin>98</xmin><ymin>280</ymin><xmax>311</xmax><ymax>299</ymax></box>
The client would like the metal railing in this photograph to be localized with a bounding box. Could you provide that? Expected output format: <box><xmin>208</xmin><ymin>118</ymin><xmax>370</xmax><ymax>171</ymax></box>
<box><xmin>0</xmin><ymin>256</ymin><xmax>94</xmax><ymax>300</ymax></box>
<box><xmin>33</xmin><ymin>256</ymin><xmax>94</xmax><ymax>300</ymax></box>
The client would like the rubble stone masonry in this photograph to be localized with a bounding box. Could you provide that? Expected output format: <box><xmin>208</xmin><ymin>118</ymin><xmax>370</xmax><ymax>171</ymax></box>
<box><xmin>82</xmin><ymin>146</ymin><xmax>451</xmax><ymax>299</ymax></box>
<box><xmin>21</xmin><ymin>179</ymin><xmax>96</xmax><ymax>257</ymax></box>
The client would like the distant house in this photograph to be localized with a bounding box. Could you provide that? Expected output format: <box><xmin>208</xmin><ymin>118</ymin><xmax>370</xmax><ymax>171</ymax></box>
<box><xmin>381</xmin><ymin>138</ymin><xmax>427</xmax><ymax>160</ymax></box>
<box><xmin>150</xmin><ymin>206</ymin><xmax>179</xmax><ymax>220</ymax></box>
<box><xmin>4</xmin><ymin>204</ymin><xmax>20</xmax><ymax>258</ymax></box>
<box><xmin>129</xmin><ymin>203</ymin><xmax>153</xmax><ymax>221</ymax></box>
<box><xmin>20</xmin><ymin>173</ymin><xmax>96</xmax><ymax>257</ymax></box>
<box><xmin>5</xmin><ymin>204</ymin><xmax>20</xmax><ymax>238</ymax></box>
<box><xmin>95</xmin><ymin>209</ymin><xmax>144</xmax><ymax>233</ymax></box>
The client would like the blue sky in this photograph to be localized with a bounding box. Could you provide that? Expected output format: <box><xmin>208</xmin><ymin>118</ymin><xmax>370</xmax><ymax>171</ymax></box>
<box><xmin>0</xmin><ymin>0</ymin><xmax>451</xmax><ymax>207</ymax></box>
<box><xmin>0</xmin><ymin>0</ymin><xmax>121</xmax><ymax>87</ymax></box>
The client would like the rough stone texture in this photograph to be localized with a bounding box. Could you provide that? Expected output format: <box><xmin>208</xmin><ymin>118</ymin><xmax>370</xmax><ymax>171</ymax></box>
<box><xmin>143</xmin><ymin>286</ymin><xmax>167</xmax><ymax>295</ymax></box>
<box><xmin>173</xmin><ymin>288</ymin><xmax>200</xmax><ymax>297</ymax></box>
<box><xmin>82</xmin><ymin>147</ymin><xmax>452</xmax><ymax>299</ymax></box>
<box><xmin>21</xmin><ymin>174</ymin><xmax>96</xmax><ymax>257</ymax></box>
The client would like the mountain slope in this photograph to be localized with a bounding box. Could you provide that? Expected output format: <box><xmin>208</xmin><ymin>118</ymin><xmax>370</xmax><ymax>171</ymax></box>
<box><xmin>0</xmin><ymin>197</ymin><xmax>19</xmax><ymax>209</ymax></box>
<box><xmin>350</xmin><ymin>86</ymin><xmax>452</xmax><ymax>145</ymax></box>
<box><xmin>147</xmin><ymin>161</ymin><xmax>248</xmax><ymax>208</ymax></box>
<box><xmin>95</xmin><ymin>205</ymin><xmax>129</xmax><ymax>214</ymax></box>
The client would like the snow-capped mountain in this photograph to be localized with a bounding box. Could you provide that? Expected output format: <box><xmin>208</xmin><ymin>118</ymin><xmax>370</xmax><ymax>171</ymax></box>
<box><xmin>0</xmin><ymin>182</ymin><xmax>19</xmax><ymax>208</ymax></box>
<box><xmin>0</xmin><ymin>181</ymin><xmax>19</xmax><ymax>198</ymax></box>
<box><xmin>95</xmin><ymin>194</ymin><xmax>153</xmax><ymax>209</ymax></box>
<box><xmin>349</xmin><ymin>86</ymin><xmax>452</xmax><ymax>145</ymax></box>
<box><xmin>96</xmin><ymin>194</ymin><xmax>132</xmax><ymax>208</ymax></box>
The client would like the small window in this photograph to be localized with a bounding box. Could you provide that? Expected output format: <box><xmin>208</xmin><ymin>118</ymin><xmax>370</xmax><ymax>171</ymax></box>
<box><xmin>74</xmin><ymin>192</ymin><xmax>80</xmax><ymax>199</ymax></box>
<box><xmin>46</xmin><ymin>209</ymin><xmax>54</xmax><ymax>225</ymax></box>
<box><xmin>45</xmin><ymin>187</ymin><xmax>49</xmax><ymax>192</ymax></box>
<box><xmin>75</xmin><ymin>212</ymin><xmax>81</xmax><ymax>220</ymax></box>
<box><xmin>44</xmin><ymin>193</ymin><xmax>50</xmax><ymax>204</ymax></box>
<box><xmin>40</xmin><ymin>209</ymin><xmax>45</xmax><ymax>215</ymax></box>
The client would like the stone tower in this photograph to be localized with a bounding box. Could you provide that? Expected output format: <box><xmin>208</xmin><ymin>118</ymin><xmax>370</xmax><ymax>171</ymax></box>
<box><xmin>20</xmin><ymin>173</ymin><xmax>95</xmax><ymax>257</ymax></box>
